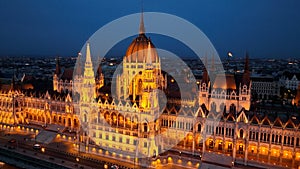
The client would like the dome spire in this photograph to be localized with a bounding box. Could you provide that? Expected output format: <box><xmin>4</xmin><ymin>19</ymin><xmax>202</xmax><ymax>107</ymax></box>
<box><xmin>139</xmin><ymin>0</ymin><xmax>145</xmax><ymax>34</ymax></box>
<box><xmin>146</xmin><ymin>41</ymin><xmax>153</xmax><ymax>69</ymax></box>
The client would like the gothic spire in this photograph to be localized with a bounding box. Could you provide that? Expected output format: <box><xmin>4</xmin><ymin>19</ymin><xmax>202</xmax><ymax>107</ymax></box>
<box><xmin>55</xmin><ymin>57</ymin><xmax>61</xmax><ymax>75</ymax></box>
<box><xmin>146</xmin><ymin>41</ymin><xmax>153</xmax><ymax>69</ymax></box>
<box><xmin>139</xmin><ymin>3</ymin><xmax>145</xmax><ymax>34</ymax></box>
<box><xmin>242</xmin><ymin>52</ymin><xmax>250</xmax><ymax>85</ymax></box>
<box><xmin>75</xmin><ymin>52</ymin><xmax>82</xmax><ymax>76</ymax></box>
<box><xmin>85</xmin><ymin>42</ymin><xmax>92</xmax><ymax>65</ymax></box>
<box><xmin>202</xmin><ymin>56</ymin><xmax>209</xmax><ymax>84</ymax></box>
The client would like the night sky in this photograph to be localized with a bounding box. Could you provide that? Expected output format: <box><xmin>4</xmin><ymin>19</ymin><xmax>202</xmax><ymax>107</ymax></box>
<box><xmin>0</xmin><ymin>0</ymin><xmax>300</xmax><ymax>59</ymax></box>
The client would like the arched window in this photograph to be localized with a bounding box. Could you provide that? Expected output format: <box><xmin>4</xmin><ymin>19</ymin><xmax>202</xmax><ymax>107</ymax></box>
<box><xmin>240</xmin><ymin>129</ymin><xmax>244</xmax><ymax>138</ymax></box>
<box><xmin>144</xmin><ymin>123</ymin><xmax>148</xmax><ymax>132</ymax></box>
<box><xmin>138</xmin><ymin>79</ymin><xmax>143</xmax><ymax>94</ymax></box>
<box><xmin>83</xmin><ymin>114</ymin><xmax>87</xmax><ymax>123</ymax></box>
<box><xmin>211</xmin><ymin>102</ymin><xmax>216</xmax><ymax>112</ymax></box>
<box><xmin>197</xmin><ymin>124</ymin><xmax>201</xmax><ymax>132</ymax></box>
<box><xmin>220</xmin><ymin>103</ymin><xmax>225</xmax><ymax>113</ymax></box>
<box><xmin>230</xmin><ymin>104</ymin><xmax>236</xmax><ymax>114</ymax></box>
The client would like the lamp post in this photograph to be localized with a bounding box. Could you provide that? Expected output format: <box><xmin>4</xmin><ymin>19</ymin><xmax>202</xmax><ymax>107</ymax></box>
<box><xmin>199</xmin><ymin>154</ymin><xmax>202</xmax><ymax>167</ymax></box>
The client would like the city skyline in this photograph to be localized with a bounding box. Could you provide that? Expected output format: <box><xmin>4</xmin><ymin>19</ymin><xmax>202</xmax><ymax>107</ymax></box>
<box><xmin>0</xmin><ymin>0</ymin><xmax>300</xmax><ymax>59</ymax></box>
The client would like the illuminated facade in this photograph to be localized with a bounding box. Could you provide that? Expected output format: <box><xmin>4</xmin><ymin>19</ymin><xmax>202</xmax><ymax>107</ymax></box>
<box><xmin>53</xmin><ymin>54</ymin><xmax>104</xmax><ymax>94</ymax></box>
<box><xmin>0</xmin><ymin>13</ymin><xmax>300</xmax><ymax>169</ymax></box>
<box><xmin>0</xmin><ymin>84</ymin><xmax>80</xmax><ymax>131</ymax></box>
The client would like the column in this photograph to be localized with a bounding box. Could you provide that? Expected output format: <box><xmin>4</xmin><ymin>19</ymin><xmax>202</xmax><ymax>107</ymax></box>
<box><xmin>279</xmin><ymin>150</ymin><xmax>283</xmax><ymax>165</ymax></box>
<box><xmin>222</xmin><ymin>137</ymin><xmax>226</xmax><ymax>154</ymax></box>
<box><xmin>292</xmin><ymin>151</ymin><xmax>295</xmax><ymax>168</ymax></box>
<box><xmin>280</xmin><ymin>130</ymin><xmax>284</xmax><ymax>165</ymax></box>
<box><xmin>257</xmin><ymin>129</ymin><xmax>261</xmax><ymax>161</ymax></box>
<box><xmin>244</xmin><ymin>140</ymin><xmax>248</xmax><ymax>165</ymax></box>
<box><xmin>192</xmin><ymin>135</ymin><xmax>195</xmax><ymax>154</ymax></box>
<box><xmin>268</xmin><ymin>133</ymin><xmax>272</xmax><ymax>164</ymax></box>
<box><xmin>202</xmin><ymin>135</ymin><xmax>206</xmax><ymax>155</ymax></box>
<box><xmin>233</xmin><ymin>139</ymin><xmax>236</xmax><ymax>160</ymax></box>
<box><xmin>71</xmin><ymin>117</ymin><xmax>74</xmax><ymax>130</ymax></box>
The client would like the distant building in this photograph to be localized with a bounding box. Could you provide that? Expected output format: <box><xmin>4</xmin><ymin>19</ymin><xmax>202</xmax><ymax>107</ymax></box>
<box><xmin>251</xmin><ymin>75</ymin><xmax>280</xmax><ymax>100</ymax></box>
<box><xmin>295</xmin><ymin>84</ymin><xmax>300</xmax><ymax>106</ymax></box>
<box><xmin>280</xmin><ymin>73</ymin><xmax>300</xmax><ymax>90</ymax></box>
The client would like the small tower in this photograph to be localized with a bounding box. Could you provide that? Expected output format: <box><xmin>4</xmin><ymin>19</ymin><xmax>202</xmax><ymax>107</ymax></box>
<box><xmin>95</xmin><ymin>57</ymin><xmax>104</xmax><ymax>93</ymax></box>
<box><xmin>140</xmin><ymin>42</ymin><xmax>158</xmax><ymax>109</ymax></box>
<box><xmin>81</xmin><ymin>42</ymin><xmax>96</xmax><ymax>102</ymax></box>
<box><xmin>53</xmin><ymin>57</ymin><xmax>61</xmax><ymax>92</ymax></box>
<box><xmin>239</xmin><ymin>53</ymin><xmax>251</xmax><ymax>110</ymax></box>
<box><xmin>79</xmin><ymin>42</ymin><xmax>97</xmax><ymax>144</ymax></box>
<box><xmin>199</xmin><ymin>56</ymin><xmax>210</xmax><ymax>106</ymax></box>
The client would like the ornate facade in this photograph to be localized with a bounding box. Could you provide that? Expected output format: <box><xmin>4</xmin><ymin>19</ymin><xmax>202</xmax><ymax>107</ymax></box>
<box><xmin>0</xmin><ymin>13</ymin><xmax>300</xmax><ymax>169</ymax></box>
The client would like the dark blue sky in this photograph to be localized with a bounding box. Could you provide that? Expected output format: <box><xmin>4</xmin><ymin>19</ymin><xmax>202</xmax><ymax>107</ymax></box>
<box><xmin>0</xmin><ymin>0</ymin><xmax>300</xmax><ymax>58</ymax></box>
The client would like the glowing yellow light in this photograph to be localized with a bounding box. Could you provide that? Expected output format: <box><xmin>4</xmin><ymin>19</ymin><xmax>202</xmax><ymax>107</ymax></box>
<box><xmin>157</xmin><ymin>159</ymin><xmax>161</xmax><ymax>164</ymax></box>
<box><xmin>104</xmin><ymin>164</ymin><xmax>108</xmax><ymax>169</ymax></box>
<box><xmin>171</xmin><ymin>79</ymin><xmax>174</xmax><ymax>83</ymax></box>
<box><xmin>41</xmin><ymin>148</ymin><xmax>45</xmax><ymax>153</ymax></box>
<box><xmin>105</xmin><ymin>93</ymin><xmax>108</xmax><ymax>97</ymax></box>
<box><xmin>76</xmin><ymin>157</ymin><xmax>79</xmax><ymax>162</ymax></box>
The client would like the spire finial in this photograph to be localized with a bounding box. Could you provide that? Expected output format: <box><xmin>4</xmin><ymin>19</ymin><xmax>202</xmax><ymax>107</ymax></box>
<box><xmin>139</xmin><ymin>0</ymin><xmax>145</xmax><ymax>34</ymax></box>
<box><xmin>85</xmin><ymin>42</ymin><xmax>92</xmax><ymax>64</ymax></box>
<box><xmin>242</xmin><ymin>52</ymin><xmax>250</xmax><ymax>85</ymax></box>
<box><xmin>146</xmin><ymin>41</ymin><xmax>153</xmax><ymax>69</ymax></box>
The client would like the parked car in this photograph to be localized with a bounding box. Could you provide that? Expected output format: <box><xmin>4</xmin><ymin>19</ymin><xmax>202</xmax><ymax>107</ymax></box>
<box><xmin>8</xmin><ymin>138</ymin><xmax>16</xmax><ymax>143</ymax></box>
<box><xmin>33</xmin><ymin>143</ymin><xmax>41</xmax><ymax>150</ymax></box>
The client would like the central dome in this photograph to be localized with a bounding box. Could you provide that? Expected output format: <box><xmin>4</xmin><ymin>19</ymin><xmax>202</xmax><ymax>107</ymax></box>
<box><xmin>125</xmin><ymin>34</ymin><xmax>159</xmax><ymax>63</ymax></box>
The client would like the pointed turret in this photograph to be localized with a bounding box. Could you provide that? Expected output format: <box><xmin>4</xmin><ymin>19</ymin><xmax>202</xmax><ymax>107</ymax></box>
<box><xmin>10</xmin><ymin>74</ymin><xmax>16</xmax><ymax>91</ymax></box>
<box><xmin>146</xmin><ymin>41</ymin><xmax>153</xmax><ymax>69</ymax></box>
<box><xmin>85</xmin><ymin>42</ymin><xmax>92</xmax><ymax>65</ymax></box>
<box><xmin>55</xmin><ymin>57</ymin><xmax>61</xmax><ymax>75</ymax></box>
<box><xmin>242</xmin><ymin>52</ymin><xmax>250</xmax><ymax>86</ymax></box>
<box><xmin>83</xmin><ymin>42</ymin><xmax>95</xmax><ymax>84</ymax></box>
<box><xmin>202</xmin><ymin>56</ymin><xmax>209</xmax><ymax>85</ymax></box>
<box><xmin>75</xmin><ymin>52</ymin><xmax>82</xmax><ymax>77</ymax></box>
<box><xmin>96</xmin><ymin>57</ymin><xmax>102</xmax><ymax>79</ymax></box>
<box><xmin>139</xmin><ymin>11</ymin><xmax>145</xmax><ymax>35</ymax></box>
<box><xmin>81</xmin><ymin>42</ymin><xmax>96</xmax><ymax>102</ymax></box>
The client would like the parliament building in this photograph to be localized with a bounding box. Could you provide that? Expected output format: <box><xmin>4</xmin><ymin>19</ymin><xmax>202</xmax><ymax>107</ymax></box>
<box><xmin>0</xmin><ymin>14</ymin><xmax>299</xmax><ymax>168</ymax></box>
